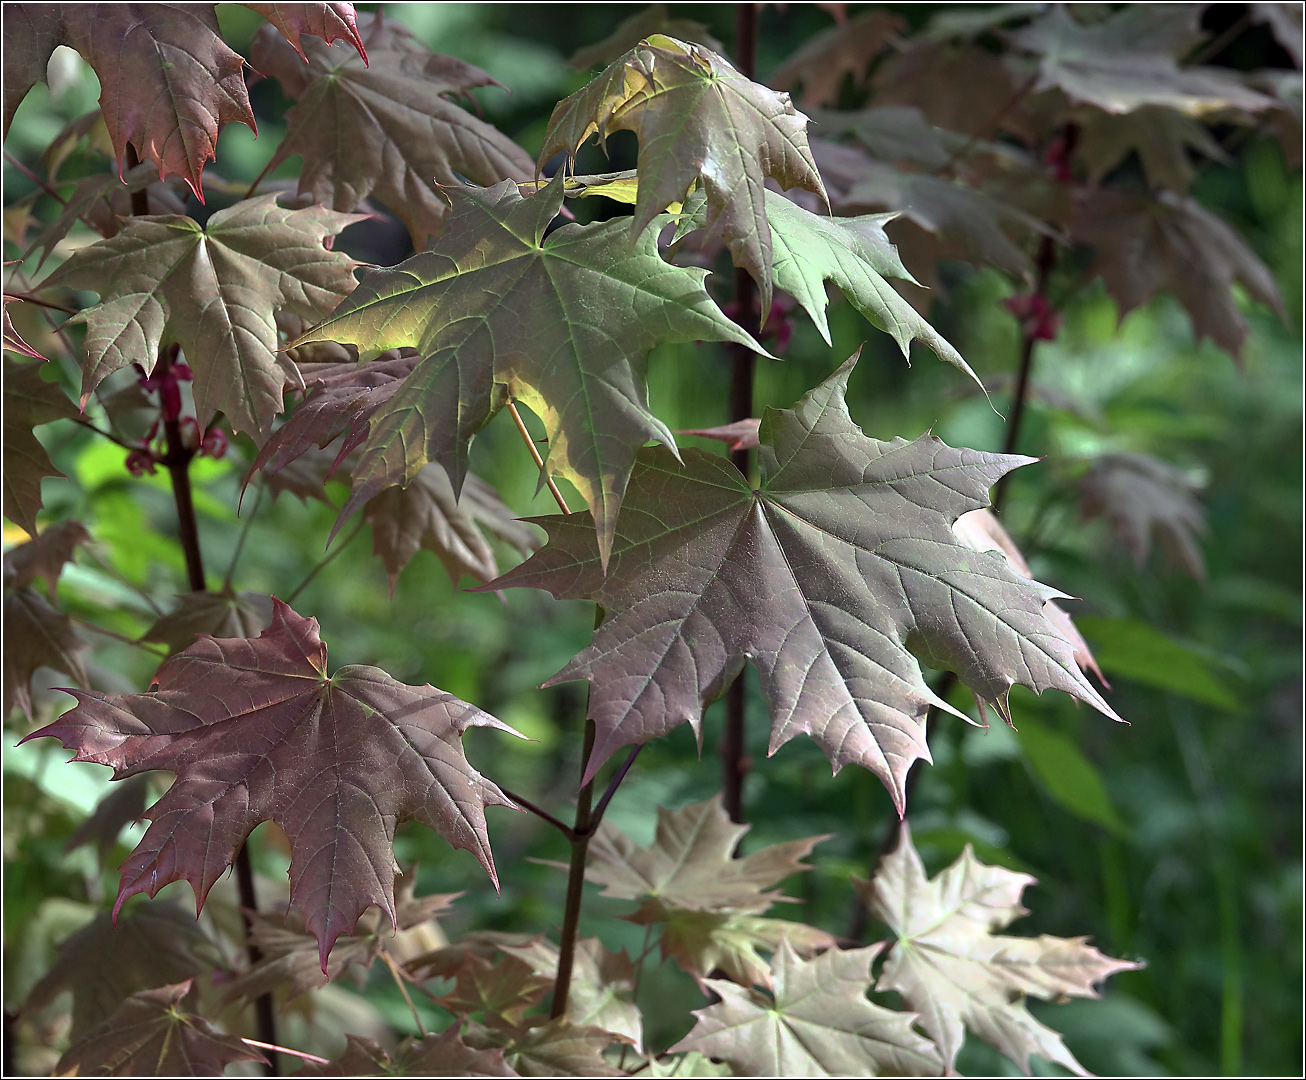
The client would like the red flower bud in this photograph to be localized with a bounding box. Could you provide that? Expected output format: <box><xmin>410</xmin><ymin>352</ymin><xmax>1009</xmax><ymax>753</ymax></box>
<box><xmin>125</xmin><ymin>448</ymin><xmax>157</xmax><ymax>476</ymax></box>
<box><xmin>199</xmin><ymin>427</ymin><xmax>228</xmax><ymax>459</ymax></box>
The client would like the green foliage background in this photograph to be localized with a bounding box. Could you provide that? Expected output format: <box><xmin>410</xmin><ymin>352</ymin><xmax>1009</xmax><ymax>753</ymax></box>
<box><xmin>4</xmin><ymin>4</ymin><xmax>1301</xmax><ymax>1076</ymax></box>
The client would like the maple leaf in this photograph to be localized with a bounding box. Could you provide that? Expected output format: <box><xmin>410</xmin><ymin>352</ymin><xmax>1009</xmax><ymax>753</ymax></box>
<box><xmin>53</xmin><ymin>980</ymin><xmax>267</xmax><ymax>1077</ymax></box>
<box><xmin>1073</xmin><ymin>104</ymin><xmax>1229</xmax><ymax>193</ymax></box>
<box><xmin>293</xmin><ymin>174</ymin><xmax>762</xmax><ymax>567</ymax></box>
<box><xmin>140</xmin><ymin>588</ymin><xmax>274</xmax><ymax>654</ymax></box>
<box><xmin>493</xmin><ymin>359</ymin><xmax>1120</xmax><ymax>809</ymax></box>
<box><xmin>225</xmin><ymin>874</ymin><xmax>456</xmax><ymax>1003</ymax></box>
<box><xmin>676</xmin><ymin>418</ymin><xmax>762</xmax><ymax>453</ymax></box>
<box><xmin>672</xmin><ymin>941</ymin><xmax>943</xmax><ymax>1078</ymax></box>
<box><xmin>582</xmin><ymin>795</ymin><xmax>834</xmax><ymax>987</ymax></box>
<box><xmin>569</xmin><ymin>6</ymin><xmax>722</xmax><ymax>72</ymax></box>
<box><xmin>3</xmin><ymin>358</ymin><xmax>78</xmax><ymax>538</ymax></box>
<box><xmin>2</xmin><ymin>4</ymin><xmax>257</xmax><ymax>199</ymax></box>
<box><xmin>474</xmin><ymin>1017</ymin><xmax>627</xmax><ymax>1078</ymax></box>
<box><xmin>365</xmin><ymin>466</ymin><xmax>540</xmax><ymax>591</ymax></box>
<box><xmin>250</xmin><ymin>18</ymin><xmax>534</xmax><ymax>250</ymax></box>
<box><xmin>1008</xmin><ymin>5</ymin><xmax>1273</xmax><ymax>116</ymax></box>
<box><xmin>1070</xmin><ymin>187</ymin><xmax>1284</xmax><ymax>361</ymax></box>
<box><xmin>952</xmin><ymin>509</ymin><xmax>1105</xmax><ymax>688</ymax></box>
<box><xmin>540</xmin><ymin>34</ymin><xmax>827</xmax><ymax>312</ymax></box>
<box><xmin>435</xmin><ymin>952</ymin><xmax>553</xmax><ymax>1027</ymax></box>
<box><xmin>244</xmin><ymin>2</ymin><xmax>368</xmax><ymax>63</ymax></box>
<box><xmin>298</xmin><ymin>1028</ymin><xmax>520</xmax><ymax>1077</ymax></box>
<box><xmin>24</xmin><ymin>903</ymin><xmax>220</xmax><ymax>1043</ymax></box>
<box><xmin>769</xmin><ymin>10</ymin><xmax>906</xmax><ymax>107</ymax></box>
<box><xmin>3</xmin><ymin>587</ymin><xmax>88</xmax><ymax>720</ymax></box>
<box><xmin>22</xmin><ymin>600</ymin><xmax>522</xmax><ymax>968</ymax></box>
<box><xmin>864</xmin><ymin>825</ymin><xmax>1142</xmax><ymax>1075</ymax></box>
<box><xmin>1079</xmin><ymin>453</ymin><xmax>1207</xmax><ymax>581</ymax></box>
<box><xmin>3</xmin><ymin>518</ymin><xmax>91</xmax><ymax>599</ymax></box>
<box><xmin>500</xmin><ymin>936</ymin><xmax>642</xmax><ymax>1047</ymax></box>
<box><xmin>762</xmin><ymin>190</ymin><xmax>981</xmax><ymax>385</ymax></box>
<box><xmin>4</xmin><ymin>295</ymin><xmax>46</xmax><ymax>360</ymax></box>
<box><xmin>40</xmin><ymin>196</ymin><xmax>364</xmax><ymax>437</ymax></box>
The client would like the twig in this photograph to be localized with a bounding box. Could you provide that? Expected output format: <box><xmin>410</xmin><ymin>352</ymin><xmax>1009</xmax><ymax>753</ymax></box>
<box><xmin>244</xmin><ymin>157</ymin><xmax>277</xmax><ymax>201</ymax></box>
<box><xmin>507</xmin><ymin>400</ymin><xmax>573</xmax><ymax>514</ymax></box>
<box><xmin>225</xmin><ymin>480</ymin><xmax>265</xmax><ymax>590</ymax></box>
<box><xmin>551</xmin><ymin>717</ymin><xmax>597</xmax><ymax>1020</ymax></box>
<box><xmin>71</xmin><ymin>415</ymin><xmax>138</xmax><ymax>451</ymax></box>
<box><xmin>500</xmin><ymin>787</ymin><xmax>576</xmax><ymax>841</ymax></box>
<box><xmin>81</xmin><ymin>548</ymin><xmax>165</xmax><ymax>615</ymax></box>
<box><xmin>587</xmin><ymin>745</ymin><xmax>642</xmax><ymax>833</ymax></box>
<box><xmin>285</xmin><ymin>519</ymin><xmax>367</xmax><ymax>604</ymax></box>
<box><xmin>3</xmin><ymin>150</ymin><xmax>66</xmax><ymax>204</ymax></box>
<box><xmin>240</xmin><ymin>1040</ymin><xmax>329</xmax><ymax>1067</ymax></box>
<box><xmin>381</xmin><ymin>951</ymin><xmax>427</xmax><ymax>1037</ymax></box>
<box><xmin>70</xmin><ymin>617</ymin><xmax>167</xmax><ymax>656</ymax></box>
<box><xmin>934</xmin><ymin>72</ymin><xmax>1039</xmax><ymax>177</ymax></box>
<box><xmin>2</xmin><ymin>292</ymin><xmax>77</xmax><ymax>314</ymax></box>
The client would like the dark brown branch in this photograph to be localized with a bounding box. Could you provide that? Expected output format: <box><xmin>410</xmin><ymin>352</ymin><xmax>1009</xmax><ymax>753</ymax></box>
<box><xmin>551</xmin><ymin>717</ymin><xmax>597</xmax><ymax>1019</ymax></box>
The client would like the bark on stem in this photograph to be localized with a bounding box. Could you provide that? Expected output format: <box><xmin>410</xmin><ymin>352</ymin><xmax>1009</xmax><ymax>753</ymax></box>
<box><xmin>551</xmin><ymin>717</ymin><xmax>597</xmax><ymax>1020</ymax></box>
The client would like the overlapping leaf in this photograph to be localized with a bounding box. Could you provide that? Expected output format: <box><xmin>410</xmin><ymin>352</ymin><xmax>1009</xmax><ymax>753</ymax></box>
<box><xmin>299</xmin><ymin>1028</ymin><xmax>520</xmax><ymax>1077</ymax></box>
<box><xmin>4</xmin><ymin>518</ymin><xmax>90</xmax><ymax>598</ymax></box>
<box><xmin>1008</xmin><ymin>5</ymin><xmax>1273</xmax><ymax>116</ymax></box>
<box><xmin>436</xmin><ymin>953</ymin><xmax>553</xmax><ymax>1026</ymax></box>
<box><xmin>1070</xmin><ymin>188</ymin><xmax>1284</xmax><ymax>360</ymax></box>
<box><xmin>251</xmin><ymin>18</ymin><xmax>534</xmax><ymax>249</ymax></box>
<box><xmin>540</xmin><ymin>34</ymin><xmax>826</xmax><ymax>311</ymax></box>
<box><xmin>1079</xmin><ymin>452</ymin><xmax>1207</xmax><ymax>580</ymax></box>
<box><xmin>493</xmin><ymin>359</ymin><xmax>1120</xmax><ymax>810</ymax></box>
<box><xmin>140</xmin><ymin>588</ymin><xmax>274</xmax><ymax>654</ymax></box>
<box><xmin>53</xmin><ymin>980</ymin><xmax>267</xmax><ymax>1077</ymax></box>
<box><xmin>3</xmin><ymin>358</ymin><xmax>77</xmax><ymax>537</ymax></box>
<box><xmin>244</xmin><ymin>2</ymin><xmax>367</xmax><ymax>62</ymax></box>
<box><xmin>2</xmin><ymin>4</ymin><xmax>256</xmax><ymax>197</ymax></box>
<box><xmin>501</xmin><ymin>937</ymin><xmax>642</xmax><ymax>1048</ymax></box>
<box><xmin>4</xmin><ymin>588</ymin><xmax>88</xmax><ymax>719</ymax></box>
<box><xmin>40</xmin><ymin>196</ymin><xmax>364</xmax><ymax>436</ymax></box>
<box><xmin>672</xmin><ymin>942</ymin><xmax>943</xmax><ymax>1078</ymax></box>
<box><xmin>23</xmin><ymin>600</ymin><xmax>521</xmax><ymax>968</ymax></box>
<box><xmin>1073</xmin><ymin>104</ymin><xmax>1228</xmax><ymax>193</ymax></box>
<box><xmin>769</xmin><ymin>10</ymin><xmax>906</xmax><ymax>107</ymax></box>
<box><xmin>24</xmin><ymin>903</ymin><xmax>219</xmax><ymax>1043</ymax></box>
<box><xmin>861</xmin><ymin>823</ymin><xmax>1141</xmax><ymax>1075</ymax></box>
<box><xmin>583</xmin><ymin>795</ymin><xmax>833</xmax><ymax>987</ymax></box>
<box><xmin>293</xmin><ymin>175</ymin><xmax>762</xmax><ymax>566</ymax></box>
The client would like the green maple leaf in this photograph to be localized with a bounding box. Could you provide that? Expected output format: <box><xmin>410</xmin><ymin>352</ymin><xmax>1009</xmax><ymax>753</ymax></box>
<box><xmin>299</xmin><ymin>1028</ymin><xmax>520</xmax><ymax>1077</ymax></box>
<box><xmin>294</xmin><ymin>174</ymin><xmax>762</xmax><ymax>566</ymax></box>
<box><xmin>1073</xmin><ymin>104</ymin><xmax>1229</xmax><ymax>193</ymax></box>
<box><xmin>862</xmin><ymin>823</ymin><xmax>1142</xmax><ymax>1075</ymax></box>
<box><xmin>493</xmin><ymin>358</ymin><xmax>1120</xmax><ymax>810</ymax></box>
<box><xmin>140</xmin><ymin>588</ymin><xmax>275</xmax><ymax>655</ymax></box>
<box><xmin>54</xmin><ymin>980</ymin><xmax>267</xmax><ymax>1077</ymax></box>
<box><xmin>40</xmin><ymin>196</ymin><xmax>365</xmax><ymax>437</ymax></box>
<box><xmin>583</xmin><ymin>795</ymin><xmax>834</xmax><ymax>988</ymax></box>
<box><xmin>3</xmin><ymin>358</ymin><xmax>77</xmax><ymax>538</ymax></box>
<box><xmin>23</xmin><ymin>600</ymin><xmax>521</xmax><ymax>968</ymax></box>
<box><xmin>250</xmin><ymin>17</ymin><xmax>534</xmax><ymax>249</ymax></box>
<box><xmin>3</xmin><ymin>587</ymin><xmax>88</xmax><ymax>719</ymax></box>
<box><xmin>540</xmin><ymin>34</ymin><xmax>827</xmax><ymax>311</ymax></box>
<box><xmin>672</xmin><ymin>942</ymin><xmax>943</xmax><ymax>1078</ymax></box>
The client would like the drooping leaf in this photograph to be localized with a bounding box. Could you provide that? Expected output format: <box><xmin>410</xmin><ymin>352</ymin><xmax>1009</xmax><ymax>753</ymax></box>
<box><xmin>293</xmin><ymin>175</ymin><xmax>762</xmax><ymax>567</ymax></box>
<box><xmin>500</xmin><ymin>937</ymin><xmax>642</xmax><ymax>1048</ymax></box>
<box><xmin>1008</xmin><ymin>5</ymin><xmax>1273</xmax><ymax>116</ymax></box>
<box><xmin>365</xmin><ymin>466</ymin><xmax>540</xmax><ymax>591</ymax></box>
<box><xmin>53</xmin><ymin>980</ymin><xmax>267</xmax><ymax>1077</ymax></box>
<box><xmin>225</xmin><ymin>874</ymin><xmax>456</xmax><ymax>1004</ymax></box>
<box><xmin>24</xmin><ymin>903</ymin><xmax>220</xmax><ymax>1043</ymax></box>
<box><xmin>861</xmin><ymin>823</ymin><xmax>1142</xmax><ymax>1075</ymax></box>
<box><xmin>3</xmin><ymin>586</ymin><xmax>88</xmax><ymax>719</ymax></box>
<box><xmin>3</xmin><ymin>295</ymin><xmax>47</xmax><ymax>360</ymax></box>
<box><xmin>40</xmin><ymin>196</ymin><xmax>364</xmax><ymax>436</ymax></box>
<box><xmin>540</xmin><ymin>34</ymin><xmax>827</xmax><ymax>311</ymax></box>
<box><xmin>297</xmin><ymin>1028</ymin><xmax>520</xmax><ymax>1077</ymax></box>
<box><xmin>482</xmin><ymin>1018</ymin><xmax>627</xmax><ymax>1078</ymax></box>
<box><xmin>1073</xmin><ymin>104</ymin><xmax>1229</xmax><ymax>194</ymax></box>
<box><xmin>672</xmin><ymin>942</ymin><xmax>943</xmax><ymax>1078</ymax></box>
<box><xmin>568</xmin><ymin>6</ymin><xmax>722</xmax><ymax>72</ymax></box>
<box><xmin>3</xmin><ymin>358</ymin><xmax>78</xmax><ymax>537</ymax></box>
<box><xmin>1078</xmin><ymin>452</ymin><xmax>1207</xmax><ymax>580</ymax></box>
<box><xmin>23</xmin><ymin>599</ymin><xmax>522</xmax><ymax>968</ymax></box>
<box><xmin>760</xmin><ymin>190</ymin><xmax>981</xmax><ymax>385</ymax></box>
<box><xmin>140</xmin><ymin>588</ymin><xmax>275</xmax><ymax>654</ymax></box>
<box><xmin>769</xmin><ymin>10</ymin><xmax>906</xmax><ymax>107</ymax></box>
<box><xmin>243</xmin><ymin>2</ymin><xmax>368</xmax><ymax>63</ymax></box>
<box><xmin>1070</xmin><ymin>188</ymin><xmax>1283</xmax><ymax>361</ymax></box>
<box><xmin>3</xmin><ymin>518</ymin><xmax>91</xmax><ymax>599</ymax></box>
<box><xmin>250</xmin><ymin>18</ymin><xmax>534</xmax><ymax>250</ymax></box>
<box><xmin>435</xmin><ymin>952</ymin><xmax>553</xmax><ymax>1026</ymax></box>
<box><xmin>2</xmin><ymin>4</ymin><xmax>257</xmax><ymax>199</ymax></box>
<box><xmin>492</xmin><ymin>359</ymin><xmax>1120</xmax><ymax>809</ymax></box>
<box><xmin>63</xmin><ymin>774</ymin><xmax>154</xmax><ymax>864</ymax></box>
